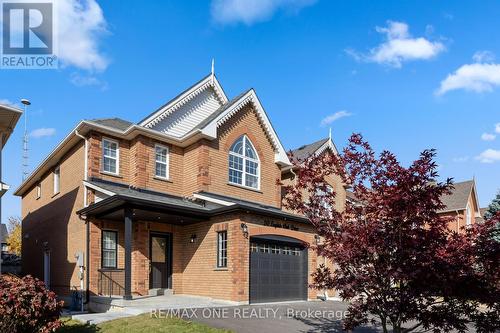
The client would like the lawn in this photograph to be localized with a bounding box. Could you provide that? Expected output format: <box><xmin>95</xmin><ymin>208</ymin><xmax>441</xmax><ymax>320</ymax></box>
<box><xmin>57</xmin><ymin>314</ymin><xmax>232</xmax><ymax>333</ymax></box>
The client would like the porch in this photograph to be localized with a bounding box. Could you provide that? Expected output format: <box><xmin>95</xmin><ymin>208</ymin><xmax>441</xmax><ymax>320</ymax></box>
<box><xmin>78</xmin><ymin>181</ymin><xmax>217</xmax><ymax>300</ymax></box>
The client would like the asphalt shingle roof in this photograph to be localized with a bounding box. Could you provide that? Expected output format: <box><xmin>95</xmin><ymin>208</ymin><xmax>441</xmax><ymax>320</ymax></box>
<box><xmin>438</xmin><ymin>180</ymin><xmax>474</xmax><ymax>212</ymax></box>
<box><xmin>87</xmin><ymin>178</ymin><xmax>214</xmax><ymax>211</ymax></box>
<box><xmin>88</xmin><ymin>118</ymin><xmax>133</xmax><ymax>132</ymax></box>
<box><xmin>290</xmin><ymin>138</ymin><xmax>329</xmax><ymax>162</ymax></box>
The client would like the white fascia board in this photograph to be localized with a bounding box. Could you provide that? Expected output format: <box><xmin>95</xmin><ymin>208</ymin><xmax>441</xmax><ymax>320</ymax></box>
<box><xmin>139</xmin><ymin>75</ymin><xmax>228</xmax><ymax>127</ymax></box>
<box><xmin>192</xmin><ymin>193</ymin><xmax>235</xmax><ymax>206</ymax></box>
<box><xmin>201</xmin><ymin>89</ymin><xmax>292</xmax><ymax>167</ymax></box>
<box><xmin>82</xmin><ymin>181</ymin><xmax>116</xmax><ymax>196</ymax></box>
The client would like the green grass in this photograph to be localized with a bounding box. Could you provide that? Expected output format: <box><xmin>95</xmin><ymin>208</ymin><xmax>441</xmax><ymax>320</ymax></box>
<box><xmin>57</xmin><ymin>315</ymin><xmax>231</xmax><ymax>333</ymax></box>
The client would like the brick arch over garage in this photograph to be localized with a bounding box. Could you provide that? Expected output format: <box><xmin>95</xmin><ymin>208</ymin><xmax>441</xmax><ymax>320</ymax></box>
<box><xmin>249</xmin><ymin>226</ymin><xmax>314</xmax><ymax>244</ymax></box>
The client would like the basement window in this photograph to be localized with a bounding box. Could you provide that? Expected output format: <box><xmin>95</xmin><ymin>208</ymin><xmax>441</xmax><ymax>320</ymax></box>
<box><xmin>217</xmin><ymin>231</ymin><xmax>227</xmax><ymax>268</ymax></box>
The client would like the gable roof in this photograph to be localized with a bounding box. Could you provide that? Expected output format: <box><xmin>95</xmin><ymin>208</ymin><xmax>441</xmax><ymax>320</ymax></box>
<box><xmin>291</xmin><ymin>138</ymin><xmax>329</xmax><ymax>161</ymax></box>
<box><xmin>14</xmin><ymin>73</ymin><xmax>292</xmax><ymax>196</ymax></box>
<box><xmin>289</xmin><ymin>137</ymin><xmax>339</xmax><ymax>165</ymax></box>
<box><xmin>139</xmin><ymin>74</ymin><xmax>228</xmax><ymax>129</ymax></box>
<box><xmin>198</xmin><ymin>88</ymin><xmax>291</xmax><ymax>166</ymax></box>
<box><xmin>438</xmin><ymin>180</ymin><xmax>480</xmax><ymax>215</ymax></box>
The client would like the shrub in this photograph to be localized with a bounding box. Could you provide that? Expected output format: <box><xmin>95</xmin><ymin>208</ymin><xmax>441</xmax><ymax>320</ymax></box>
<box><xmin>0</xmin><ymin>274</ymin><xmax>63</xmax><ymax>333</ymax></box>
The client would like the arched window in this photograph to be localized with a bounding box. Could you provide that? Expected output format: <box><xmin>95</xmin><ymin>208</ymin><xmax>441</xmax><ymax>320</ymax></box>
<box><xmin>228</xmin><ymin>135</ymin><xmax>260</xmax><ymax>189</ymax></box>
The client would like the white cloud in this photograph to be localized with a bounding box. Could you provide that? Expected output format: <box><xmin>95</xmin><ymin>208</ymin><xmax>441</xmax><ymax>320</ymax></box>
<box><xmin>57</xmin><ymin>0</ymin><xmax>109</xmax><ymax>71</ymax></box>
<box><xmin>496</xmin><ymin>123</ymin><xmax>500</xmax><ymax>134</ymax></box>
<box><xmin>346</xmin><ymin>21</ymin><xmax>445</xmax><ymax>68</ymax></box>
<box><xmin>320</xmin><ymin>111</ymin><xmax>352</xmax><ymax>127</ymax></box>
<box><xmin>211</xmin><ymin>0</ymin><xmax>316</xmax><ymax>25</ymax></box>
<box><xmin>475</xmin><ymin>149</ymin><xmax>500</xmax><ymax>163</ymax></box>
<box><xmin>436</xmin><ymin>52</ymin><xmax>500</xmax><ymax>95</ymax></box>
<box><xmin>452</xmin><ymin>156</ymin><xmax>469</xmax><ymax>163</ymax></box>
<box><xmin>472</xmin><ymin>50</ymin><xmax>495</xmax><ymax>63</ymax></box>
<box><xmin>481</xmin><ymin>133</ymin><xmax>496</xmax><ymax>141</ymax></box>
<box><xmin>30</xmin><ymin>128</ymin><xmax>56</xmax><ymax>139</ymax></box>
<box><xmin>70</xmin><ymin>72</ymin><xmax>108</xmax><ymax>90</ymax></box>
<box><xmin>0</xmin><ymin>0</ymin><xmax>109</xmax><ymax>71</ymax></box>
<box><xmin>0</xmin><ymin>99</ymin><xmax>21</xmax><ymax>109</ymax></box>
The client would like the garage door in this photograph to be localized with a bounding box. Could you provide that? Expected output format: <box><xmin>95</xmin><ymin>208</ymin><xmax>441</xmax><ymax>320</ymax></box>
<box><xmin>249</xmin><ymin>235</ymin><xmax>308</xmax><ymax>303</ymax></box>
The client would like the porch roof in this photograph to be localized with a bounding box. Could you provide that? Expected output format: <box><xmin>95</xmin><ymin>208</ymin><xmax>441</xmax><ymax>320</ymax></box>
<box><xmin>77</xmin><ymin>180</ymin><xmax>309</xmax><ymax>224</ymax></box>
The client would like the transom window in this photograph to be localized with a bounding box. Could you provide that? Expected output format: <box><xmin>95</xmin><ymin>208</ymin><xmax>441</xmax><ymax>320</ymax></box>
<box><xmin>102</xmin><ymin>139</ymin><xmax>119</xmax><ymax>174</ymax></box>
<box><xmin>228</xmin><ymin>135</ymin><xmax>260</xmax><ymax>189</ymax></box>
<box><xmin>154</xmin><ymin>145</ymin><xmax>169</xmax><ymax>179</ymax></box>
<box><xmin>102</xmin><ymin>230</ymin><xmax>117</xmax><ymax>268</ymax></box>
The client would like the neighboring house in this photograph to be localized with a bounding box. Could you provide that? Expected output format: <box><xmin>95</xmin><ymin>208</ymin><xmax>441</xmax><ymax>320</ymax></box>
<box><xmin>0</xmin><ymin>104</ymin><xmax>23</xmax><ymax>275</ymax></box>
<box><xmin>346</xmin><ymin>179</ymin><xmax>482</xmax><ymax>232</ymax></box>
<box><xmin>0</xmin><ymin>223</ymin><xmax>8</xmax><ymax>253</ymax></box>
<box><xmin>15</xmin><ymin>73</ymin><xmax>346</xmax><ymax>304</ymax></box>
<box><xmin>438</xmin><ymin>179</ymin><xmax>482</xmax><ymax>232</ymax></box>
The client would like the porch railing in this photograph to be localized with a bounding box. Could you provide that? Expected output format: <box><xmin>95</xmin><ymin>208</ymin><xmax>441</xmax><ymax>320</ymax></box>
<box><xmin>98</xmin><ymin>269</ymin><xmax>125</xmax><ymax>296</ymax></box>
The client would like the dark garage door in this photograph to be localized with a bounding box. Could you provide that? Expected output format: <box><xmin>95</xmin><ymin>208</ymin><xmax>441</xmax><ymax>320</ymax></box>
<box><xmin>250</xmin><ymin>235</ymin><xmax>308</xmax><ymax>303</ymax></box>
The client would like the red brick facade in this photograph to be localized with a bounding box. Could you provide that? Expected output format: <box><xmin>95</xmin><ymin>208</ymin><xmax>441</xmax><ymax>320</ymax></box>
<box><xmin>18</xmin><ymin>97</ymin><xmax>341</xmax><ymax>303</ymax></box>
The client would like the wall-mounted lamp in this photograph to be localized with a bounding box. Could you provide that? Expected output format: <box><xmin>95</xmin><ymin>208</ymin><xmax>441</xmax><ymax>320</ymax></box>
<box><xmin>190</xmin><ymin>234</ymin><xmax>197</xmax><ymax>243</ymax></box>
<box><xmin>314</xmin><ymin>234</ymin><xmax>321</xmax><ymax>245</ymax></box>
<box><xmin>240</xmin><ymin>223</ymin><xmax>248</xmax><ymax>238</ymax></box>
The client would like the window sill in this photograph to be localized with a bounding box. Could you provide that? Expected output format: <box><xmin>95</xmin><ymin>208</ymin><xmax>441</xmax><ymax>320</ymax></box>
<box><xmin>227</xmin><ymin>182</ymin><xmax>262</xmax><ymax>193</ymax></box>
<box><xmin>213</xmin><ymin>267</ymin><xmax>228</xmax><ymax>271</ymax></box>
<box><xmin>51</xmin><ymin>192</ymin><xmax>60</xmax><ymax>198</ymax></box>
<box><xmin>100</xmin><ymin>171</ymin><xmax>122</xmax><ymax>178</ymax></box>
<box><xmin>153</xmin><ymin>176</ymin><xmax>172</xmax><ymax>183</ymax></box>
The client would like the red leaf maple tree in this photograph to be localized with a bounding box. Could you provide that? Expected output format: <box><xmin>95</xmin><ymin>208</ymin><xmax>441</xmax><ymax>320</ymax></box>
<box><xmin>282</xmin><ymin>134</ymin><xmax>499</xmax><ymax>333</ymax></box>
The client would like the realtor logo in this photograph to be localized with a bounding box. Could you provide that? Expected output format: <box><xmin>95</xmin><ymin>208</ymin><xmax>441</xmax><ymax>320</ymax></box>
<box><xmin>1</xmin><ymin>0</ymin><xmax>58</xmax><ymax>69</ymax></box>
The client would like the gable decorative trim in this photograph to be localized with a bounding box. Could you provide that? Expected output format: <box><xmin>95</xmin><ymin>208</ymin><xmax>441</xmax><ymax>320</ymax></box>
<box><xmin>201</xmin><ymin>89</ymin><xmax>291</xmax><ymax>167</ymax></box>
<box><xmin>140</xmin><ymin>74</ymin><xmax>228</xmax><ymax>129</ymax></box>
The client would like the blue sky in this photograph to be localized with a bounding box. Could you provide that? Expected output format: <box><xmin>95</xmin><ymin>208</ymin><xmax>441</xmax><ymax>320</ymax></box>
<box><xmin>1</xmin><ymin>0</ymin><xmax>499</xmax><ymax>224</ymax></box>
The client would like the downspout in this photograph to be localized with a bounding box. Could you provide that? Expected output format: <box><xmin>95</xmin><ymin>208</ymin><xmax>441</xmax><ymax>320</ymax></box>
<box><xmin>455</xmin><ymin>210</ymin><xmax>460</xmax><ymax>233</ymax></box>
<box><xmin>74</xmin><ymin>130</ymin><xmax>90</xmax><ymax>305</ymax></box>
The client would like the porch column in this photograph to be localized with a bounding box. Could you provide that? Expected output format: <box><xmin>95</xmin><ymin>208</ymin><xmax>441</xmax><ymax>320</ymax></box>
<box><xmin>124</xmin><ymin>206</ymin><xmax>133</xmax><ymax>300</ymax></box>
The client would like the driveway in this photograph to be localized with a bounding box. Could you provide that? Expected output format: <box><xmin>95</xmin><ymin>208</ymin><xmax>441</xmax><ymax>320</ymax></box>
<box><xmin>181</xmin><ymin>301</ymin><xmax>382</xmax><ymax>333</ymax></box>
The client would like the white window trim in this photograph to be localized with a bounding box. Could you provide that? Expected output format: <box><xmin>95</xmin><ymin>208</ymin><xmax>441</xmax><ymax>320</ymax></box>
<box><xmin>228</xmin><ymin>135</ymin><xmax>261</xmax><ymax>191</ymax></box>
<box><xmin>154</xmin><ymin>144</ymin><xmax>169</xmax><ymax>180</ymax></box>
<box><xmin>101</xmin><ymin>138</ymin><xmax>120</xmax><ymax>175</ymax></box>
<box><xmin>53</xmin><ymin>166</ymin><xmax>60</xmax><ymax>195</ymax></box>
<box><xmin>465</xmin><ymin>203</ymin><xmax>472</xmax><ymax>226</ymax></box>
<box><xmin>36</xmin><ymin>183</ymin><xmax>41</xmax><ymax>199</ymax></box>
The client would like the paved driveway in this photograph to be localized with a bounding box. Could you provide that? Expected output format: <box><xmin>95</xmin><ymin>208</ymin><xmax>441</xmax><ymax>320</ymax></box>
<box><xmin>185</xmin><ymin>301</ymin><xmax>381</xmax><ymax>333</ymax></box>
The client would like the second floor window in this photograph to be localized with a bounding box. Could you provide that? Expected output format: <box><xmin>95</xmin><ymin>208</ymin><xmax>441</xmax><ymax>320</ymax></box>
<box><xmin>36</xmin><ymin>183</ymin><xmax>41</xmax><ymax>199</ymax></box>
<box><xmin>154</xmin><ymin>145</ymin><xmax>169</xmax><ymax>179</ymax></box>
<box><xmin>102</xmin><ymin>138</ymin><xmax>119</xmax><ymax>174</ymax></box>
<box><xmin>53</xmin><ymin>166</ymin><xmax>60</xmax><ymax>194</ymax></box>
<box><xmin>228</xmin><ymin>135</ymin><xmax>260</xmax><ymax>190</ymax></box>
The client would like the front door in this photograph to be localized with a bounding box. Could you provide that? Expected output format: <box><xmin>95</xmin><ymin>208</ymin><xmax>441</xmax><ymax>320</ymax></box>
<box><xmin>149</xmin><ymin>233</ymin><xmax>172</xmax><ymax>289</ymax></box>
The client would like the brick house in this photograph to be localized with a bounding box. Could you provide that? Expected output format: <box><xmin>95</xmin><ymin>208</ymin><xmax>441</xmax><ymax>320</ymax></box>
<box><xmin>438</xmin><ymin>179</ymin><xmax>482</xmax><ymax>232</ymax></box>
<box><xmin>346</xmin><ymin>179</ymin><xmax>483</xmax><ymax>232</ymax></box>
<box><xmin>15</xmin><ymin>74</ymin><xmax>344</xmax><ymax>304</ymax></box>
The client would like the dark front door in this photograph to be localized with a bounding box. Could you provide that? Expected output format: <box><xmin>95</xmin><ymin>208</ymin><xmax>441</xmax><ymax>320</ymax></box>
<box><xmin>149</xmin><ymin>233</ymin><xmax>172</xmax><ymax>289</ymax></box>
<box><xmin>250</xmin><ymin>237</ymin><xmax>308</xmax><ymax>303</ymax></box>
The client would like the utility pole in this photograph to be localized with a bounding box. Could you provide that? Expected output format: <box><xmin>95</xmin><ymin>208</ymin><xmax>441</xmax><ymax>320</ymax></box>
<box><xmin>21</xmin><ymin>99</ymin><xmax>30</xmax><ymax>181</ymax></box>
